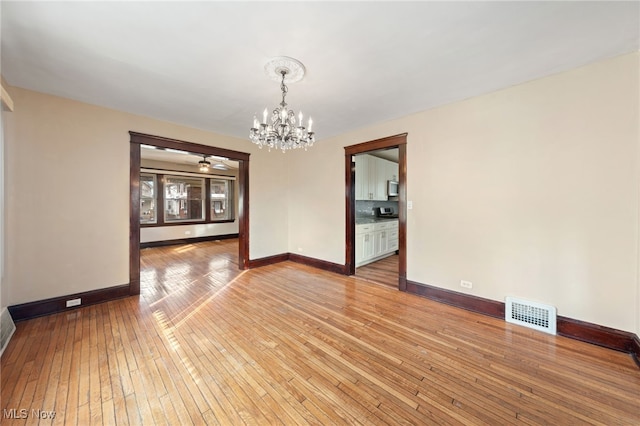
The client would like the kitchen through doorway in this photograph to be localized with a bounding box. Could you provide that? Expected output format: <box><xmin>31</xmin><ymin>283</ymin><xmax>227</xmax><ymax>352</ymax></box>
<box><xmin>354</xmin><ymin>149</ymin><xmax>400</xmax><ymax>288</ymax></box>
<box><xmin>344</xmin><ymin>134</ymin><xmax>407</xmax><ymax>291</ymax></box>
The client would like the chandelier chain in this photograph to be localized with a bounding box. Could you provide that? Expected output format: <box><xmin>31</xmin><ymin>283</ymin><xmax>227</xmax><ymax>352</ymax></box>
<box><xmin>280</xmin><ymin>71</ymin><xmax>288</xmax><ymax>107</ymax></box>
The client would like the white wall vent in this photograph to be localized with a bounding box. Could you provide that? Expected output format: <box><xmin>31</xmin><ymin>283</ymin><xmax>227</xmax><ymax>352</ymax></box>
<box><xmin>505</xmin><ymin>296</ymin><xmax>557</xmax><ymax>335</ymax></box>
<box><xmin>0</xmin><ymin>307</ymin><xmax>16</xmax><ymax>357</ymax></box>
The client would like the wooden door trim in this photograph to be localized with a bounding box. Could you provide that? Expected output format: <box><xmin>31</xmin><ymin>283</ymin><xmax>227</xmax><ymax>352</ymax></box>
<box><xmin>344</xmin><ymin>133</ymin><xmax>407</xmax><ymax>290</ymax></box>
<box><xmin>129</xmin><ymin>132</ymin><xmax>251</xmax><ymax>296</ymax></box>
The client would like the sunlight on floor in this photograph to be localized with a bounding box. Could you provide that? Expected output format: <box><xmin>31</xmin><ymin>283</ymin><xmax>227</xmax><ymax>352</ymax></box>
<box><xmin>174</xmin><ymin>244</ymin><xmax>196</xmax><ymax>253</ymax></box>
<box><xmin>152</xmin><ymin>309</ymin><xmax>200</xmax><ymax>383</ymax></box>
<box><xmin>171</xmin><ymin>270</ymin><xmax>248</xmax><ymax>330</ymax></box>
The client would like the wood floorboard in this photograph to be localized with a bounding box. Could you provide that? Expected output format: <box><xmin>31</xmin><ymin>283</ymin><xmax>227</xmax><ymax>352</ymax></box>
<box><xmin>356</xmin><ymin>255</ymin><xmax>399</xmax><ymax>289</ymax></box>
<box><xmin>2</xmin><ymin>238</ymin><xmax>639</xmax><ymax>425</ymax></box>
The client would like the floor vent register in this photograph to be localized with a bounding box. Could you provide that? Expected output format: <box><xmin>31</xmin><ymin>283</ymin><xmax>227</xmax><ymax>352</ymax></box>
<box><xmin>505</xmin><ymin>296</ymin><xmax>557</xmax><ymax>335</ymax></box>
<box><xmin>0</xmin><ymin>307</ymin><xmax>16</xmax><ymax>357</ymax></box>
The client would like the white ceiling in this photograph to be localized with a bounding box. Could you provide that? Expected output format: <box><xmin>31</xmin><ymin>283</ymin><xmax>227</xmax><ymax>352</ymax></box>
<box><xmin>2</xmin><ymin>2</ymin><xmax>638</xmax><ymax>142</ymax></box>
<box><xmin>366</xmin><ymin>148</ymin><xmax>399</xmax><ymax>164</ymax></box>
<box><xmin>141</xmin><ymin>145</ymin><xmax>239</xmax><ymax>170</ymax></box>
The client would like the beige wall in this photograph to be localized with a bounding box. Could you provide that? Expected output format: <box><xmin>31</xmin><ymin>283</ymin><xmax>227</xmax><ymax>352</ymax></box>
<box><xmin>0</xmin><ymin>76</ymin><xmax>14</xmax><ymax>311</ymax></box>
<box><xmin>0</xmin><ymin>103</ymin><xmax>6</xmax><ymax>311</ymax></box>
<box><xmin>288</xmin><ymin>53</ymin><xmax>640</xmax><ymax>335</ymax></box>
<box><xmin>3</xmin><ymin>87</ymin><xmax>288</xmax><ymax>305</ymax></box>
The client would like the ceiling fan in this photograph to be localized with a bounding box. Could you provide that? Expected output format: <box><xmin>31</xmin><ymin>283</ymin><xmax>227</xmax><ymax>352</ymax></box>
<box><xmin>198</xmin><ymin>155</ymin><xmax>229</xmax><ymax>172</ymax></box>
<box><xmin>198</xmin><ymin>155</ymin><xmax>211</xmax><ymax>172</ymax></box>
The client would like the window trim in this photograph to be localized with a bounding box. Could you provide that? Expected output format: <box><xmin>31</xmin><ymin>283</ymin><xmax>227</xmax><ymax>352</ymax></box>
<box><xmin>140</xmin><ymin>173</ymin><xmax>157</xmax><ymax>225</ymax></box>
<box><xmin>209</xmin><ymin>178</ymin><xmax>234</xmax><ymax>221</ymax></box>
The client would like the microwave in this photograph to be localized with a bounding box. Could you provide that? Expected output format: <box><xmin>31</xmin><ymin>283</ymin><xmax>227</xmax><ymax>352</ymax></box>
<box><xmin>387</xmin><ymin>180</ymin><xmax>399</xmax><ymax>197</ymax></box>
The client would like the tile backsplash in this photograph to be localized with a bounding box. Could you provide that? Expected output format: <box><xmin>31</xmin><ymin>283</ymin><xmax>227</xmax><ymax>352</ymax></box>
<box><xmin>356</xmin><ymin>200</ymin><xmax>399</xmax><ymax>217</ymax></box>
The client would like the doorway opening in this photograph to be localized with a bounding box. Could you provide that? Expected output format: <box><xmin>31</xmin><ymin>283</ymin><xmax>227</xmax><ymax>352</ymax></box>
<box><xmin>344</xmin><ymin>134</ymin><xmax>407</xmax><ymax>291</ymax></box>
<box><xmin>129</xmin><ymin>132</ymin><xmax>250</xmax><ymax>296</ymax></box>
<box><xmin>353</xmin><ymin>148</ymin><xmax>400</xmax><ymax>288</ymax></box>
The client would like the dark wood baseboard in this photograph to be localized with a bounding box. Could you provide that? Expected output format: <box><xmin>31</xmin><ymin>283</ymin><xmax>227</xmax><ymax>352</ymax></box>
<box><xmin>288</xmin><ymin>253</ymin><xmax>349</xmax><ymax>275</ymax></box>
<box><xmin>557</xmin><ymin>316</ymin><xmax>638</xmax><ymax>354</ymax></box>
<box><xmin>405</xmin><ymin>279</ymin><xmax>505</xmax><ymax>318</ymax></box>
<box><xmin>247</xmin><ymin>253</ymin><xmax>290</xmax><ymax>269</ymax></box>
<box><xmin>404</xmin><ymin>279</ymin><xmax>639</xmax><ymax>367</ymax></box>
<box><xmin>632</xmin><ymin>335</ymin><xmax>640</xmax><ymax>367</ymax></box>
<box><xmin>399</xmin><ymin>275</ymin><xmax>407</xmax><ymax>292</ymax></box>
<box><xmin>248</xmin><ymin>252</ymin><xmax>348</xmax><ymax>275</ymax></box>
<box><xmin>8</xmin><ymin>284</ymin><xmax>130</xmax><ymax>322</ymax></box>
<box><xmin>141</xmin><ymin>233</ymin><xmax>239</xmax><ymax>249</ymax></box>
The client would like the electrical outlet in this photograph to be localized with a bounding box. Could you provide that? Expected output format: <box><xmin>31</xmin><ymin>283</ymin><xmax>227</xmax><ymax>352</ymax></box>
<box><xmin>460</xmin><ymin>280</ymin><xmax>473</xmax><ymax>289</ymax></box>
<box><xmin>66</xmin><ymin>298</ymin><xmax>81</xmax><ymax>308</ymax></box>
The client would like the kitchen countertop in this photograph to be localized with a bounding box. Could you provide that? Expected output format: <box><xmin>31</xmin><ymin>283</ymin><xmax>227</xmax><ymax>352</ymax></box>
<box><xmin>356</xmin><ymin>217</ymin><xmax>399</xmax><ymax>224</ymax></box>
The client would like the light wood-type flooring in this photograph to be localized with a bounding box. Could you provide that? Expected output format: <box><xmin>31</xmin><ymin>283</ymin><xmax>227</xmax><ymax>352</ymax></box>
<box><xmin>356</xmin><ymin>255</ymin><xmax>399</xmax><ymax>289</ymax></box>
<box><xmin>2</xmin><ymin>239</ymin><xmax>639</xmax><ymax>425</ymax></box>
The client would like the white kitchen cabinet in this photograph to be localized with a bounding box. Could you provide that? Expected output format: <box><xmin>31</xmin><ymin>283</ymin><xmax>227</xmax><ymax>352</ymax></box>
<box><xmin>355</xmin><ymin>223</ymin><xmax>375</xmax><ymax>265</ymax></box>
<box><xmin>369</xmin><ymin>157</ymin><xmax>385</xmax><ymax>200</ymax></box>
<box><xmin>354</xmin><ymin>155</ymin><xmax>369</xmax><ymax>201</ymax></box>
<box><xmin>355</xmin><ymin>154</ymin><xmax>377</xmax><ymax>200</ymax></box>
<box><xmin>355</xmin><ymin>233</ymin><xmax>374</xmax><ymax>265</ymax></box>
<box><xmin>388</xmin><ymin>227</ymin><xmax>399</xmax><ymax>251</ymax></box>
<box><xmin>356</xmin><ymin>220</ymin><xmax>398</xmax><ymax>267</ymax></box>
<box><xmin>385</xmin><ymin>159</ymin><xmax>399</xmax><ymax>183</ymax></box>
<box><xmin>374</xmin><ymin>229</ymin><xmax>388</xmax><ymax>256</ymax></box>
<box><xmin>355</xmin><ymin>154</ymin><xmax>399</xmax><ymax>201</ymax></box>
<box><xmin>373</xmin><ymin>221</ymin><xmax>389</xmax><ymax>256</ymax></box>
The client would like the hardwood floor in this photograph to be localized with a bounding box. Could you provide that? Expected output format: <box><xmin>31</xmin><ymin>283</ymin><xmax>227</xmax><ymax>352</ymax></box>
<box><xmin>356</xmin><ymin>255</ymin><xmax>399</xmax><ymax>289</ymax></box>
<box><xmin>2</xmin><ymin>239</ymin><xmax>639</xmax><ymax>425</ymax></box>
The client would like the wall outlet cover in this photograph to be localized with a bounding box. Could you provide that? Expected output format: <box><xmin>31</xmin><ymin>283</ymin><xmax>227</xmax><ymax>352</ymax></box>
<box><xmin>460</xmin><ymin>280</ymin><xmax>473</xmax><ymax>289</ymax></box>
<box><xmin>66</xmin><ymin>298</ymin><xmax>81</xmax><ymax>307</ymax></box>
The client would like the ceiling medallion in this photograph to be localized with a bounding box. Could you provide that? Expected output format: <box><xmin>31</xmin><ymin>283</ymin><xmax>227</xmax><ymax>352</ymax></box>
<box><xmin>249</xmin><ymin>56</ymin><xmax>315</xmax><ymax>152</ymax></box>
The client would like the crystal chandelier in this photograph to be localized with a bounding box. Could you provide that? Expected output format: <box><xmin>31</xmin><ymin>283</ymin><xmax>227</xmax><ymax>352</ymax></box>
<box><xmin>250</xmin><ymin>57</ymin><xmax>315</xmax><ymax>152</ymax></box>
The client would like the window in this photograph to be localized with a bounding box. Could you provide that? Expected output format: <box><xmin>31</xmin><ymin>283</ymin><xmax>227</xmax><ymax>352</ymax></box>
<box><xmin>210</xmin><ymin>179</ymin><xmax>234</xmax><ymax>220</ymax></box>
<box><xmin>164</xmin><ymin>176</ymin><xmax>204</xmax><ymax>222</ymax></box>
<box><xmin>140</xmin><ymin>171</ymin><xmax>235</xmax><ymax>226</ymax></box>
<box><xmin>140</xmin><ymin>173</ymin><xmax>156</xmax><ymax>224</ymax></box>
